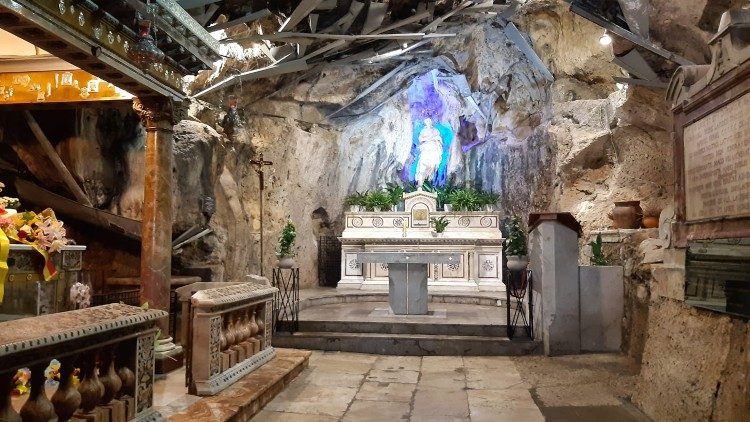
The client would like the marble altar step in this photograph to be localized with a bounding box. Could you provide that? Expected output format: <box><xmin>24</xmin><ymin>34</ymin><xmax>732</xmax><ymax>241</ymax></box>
<box><xmin>296</xmin><ymin>319</ymin><xmax>508</xmax><ymax>337</ymax></box>
<box><xmin>272</xmin><ymin>331</ymin><xmax>540</xmax><ymax>356</ymax></box>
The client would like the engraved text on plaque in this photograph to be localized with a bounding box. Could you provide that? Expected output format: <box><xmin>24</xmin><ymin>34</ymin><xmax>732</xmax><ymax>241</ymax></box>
<box><xmin>683</xmin><ymin>91</ymin><xmax>750</xmax><ymax>221</ymax></box>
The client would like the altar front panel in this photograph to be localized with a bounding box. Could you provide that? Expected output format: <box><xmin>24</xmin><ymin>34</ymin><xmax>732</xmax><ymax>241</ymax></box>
<box><xmin>339</xmin><ymin>241</ymin><xmax>503</xmax><ymax>292</ymax></box>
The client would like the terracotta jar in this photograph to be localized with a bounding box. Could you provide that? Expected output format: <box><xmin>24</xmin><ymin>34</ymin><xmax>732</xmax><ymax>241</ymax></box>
<box><xmin>611</xmin><ymin>201</ymin><xmax>643</xmax><ymax>229</ymax></box>
<box><xmin>643</xmin><ymin>216</ymin><xmax>659</xmax><ymax>228</ymax></box>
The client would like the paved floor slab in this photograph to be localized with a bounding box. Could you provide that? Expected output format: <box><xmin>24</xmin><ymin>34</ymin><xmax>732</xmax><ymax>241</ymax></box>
<box><xmin>256</xmin><ymin>350</ymin><xmax>649</xmax><ymax>421</ymax></box>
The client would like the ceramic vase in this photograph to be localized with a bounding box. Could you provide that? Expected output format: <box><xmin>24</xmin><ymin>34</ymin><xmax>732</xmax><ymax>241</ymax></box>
<box><xmin>506</xmin><ymin>255</ymin><xmax>529</xmax><ymax>271</ymax></box>
<box><xmin>611</xmin><ymin>201</ymin><xmax>643</xmax><ymax>229</ymax></box>
<box><xmin>278</xmin><ymin>256</ymin><xmax>296</xmax><ymax>268</ymax></box>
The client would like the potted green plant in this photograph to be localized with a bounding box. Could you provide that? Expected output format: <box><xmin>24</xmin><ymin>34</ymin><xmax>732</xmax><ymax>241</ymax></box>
<box><xmin>449</xmin><ymin>188</ymin><xmax>479</xmax><ymax>212</ymax></box>
<box><xmin>478</xmin><ymin>191</ymin><xmax>500</xmax><ymax>211</ymax></box>
<box><xmin>277</xmin><ymin>219</ymin><xmax>297</xmax><ymax>268</ymax></box>
<box><xmin>505</xmin><ymin>216</ymin><xmax>528</xmax><ymax>271</ymax></box>
<box><xmin>430</xmin><ymin>216</ymin><xmax>450</xmax><ymax>237</ymax></box>
<box><xmin>344</xmin><ymin>191</ymin><xmax>366</xmax><ymax>212</ymax></box>
<box><xmin>365</xmin><ymin>191</ymin><xmax>391</xmax><ymax>212</ymax></box>
<box><xmin>386</xmin><ymin>183</ymin><xmax>405</xmax><ymax>211</ymax></box>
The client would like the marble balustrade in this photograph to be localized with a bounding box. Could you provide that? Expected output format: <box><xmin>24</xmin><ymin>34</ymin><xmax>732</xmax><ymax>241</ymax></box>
<box><xmin>181</xmin><ymin>282</ymin><xmax>277</xmax><ymax>396</ymax></box>
<box><xmin>0</xmin><ymin>303</ymin><xmax>167</xmax><ymax>422</ymax></box>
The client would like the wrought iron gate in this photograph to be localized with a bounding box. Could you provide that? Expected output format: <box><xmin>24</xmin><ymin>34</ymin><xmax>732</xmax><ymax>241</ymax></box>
<box><xmin>318</xmin><ymin>235</ymin><xmax>341</xmax><ymax>287</ymax></box>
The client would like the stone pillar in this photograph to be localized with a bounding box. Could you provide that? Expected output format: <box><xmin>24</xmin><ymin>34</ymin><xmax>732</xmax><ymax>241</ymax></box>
<box><xmin>528</xmin><ymin>213</ymin><xmax>582</xmax><ymax>356</ymax></box>
<box><xmin>133</xmin><ymin>97</ymin><xmax>185</xmax><ymax>373</ymax></box>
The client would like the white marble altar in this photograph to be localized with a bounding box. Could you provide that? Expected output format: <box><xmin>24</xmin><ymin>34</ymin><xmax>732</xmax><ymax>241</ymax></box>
<box><xmin>339</xmin><ymin>190</ymin><xmax>504</xmax><ymax>291</ymax></box>
<box><xmin>357</xmin><ymin>252</ymin><xmax>461</xmax><ymax>314</ymax></box>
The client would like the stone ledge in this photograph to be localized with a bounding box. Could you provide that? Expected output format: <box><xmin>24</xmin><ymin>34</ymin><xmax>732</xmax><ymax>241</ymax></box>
<box><xmin>167</xmin><ymin>348</ymin><xmax>311</xmax><ymax>422</ymax></box>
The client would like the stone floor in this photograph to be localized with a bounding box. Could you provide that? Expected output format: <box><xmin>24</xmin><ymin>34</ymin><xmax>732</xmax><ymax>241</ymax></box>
<box><xmin>255</xmin><ymin>351</ymin><xmax>650</xmax><ymax>422</ymax></box>
<box><xmin>298</xmin><ymin>301</ymin><xmax>506</xmax><ymax>325</ymax></box>
<box><xmin>256</xmin><ymin>351</ymin><xmax>542</xmax><ymax>421</ymax></box>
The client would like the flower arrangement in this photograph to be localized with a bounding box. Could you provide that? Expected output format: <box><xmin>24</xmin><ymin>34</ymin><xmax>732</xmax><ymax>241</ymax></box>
<box><xmin>0</xmin><ymin>182</ymin><xmax>20</xmax><ymax>214</ymax></box>
<box><xmin>0</xmin><ymin>209</ymin><xmax>71</xmax><ymax>253</ymax></box>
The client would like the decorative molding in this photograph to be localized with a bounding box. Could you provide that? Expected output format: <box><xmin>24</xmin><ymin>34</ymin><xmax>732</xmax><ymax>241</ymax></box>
<box><xmin>0</xmin><ymin>304</ymin><xmax>166</xmax><ymax>356</ymax></box>
<box><xmin>191</xmin><ymin>283</ymin><xmax>277</xmax><ymax>307</ymax></box>
<box><xmin>208</xmin><ymin>316</ymin><xmax>222</xmax><ymax>377</ymax></box>
<box><xmin>132</xmin><ymin>97</ymin><xmax>188</xmax><ymax>126</ymax></box>
<box><xmin>193</xmin><ymin>347</ymin><xmax>276</xmax><ymax>395</ymax></box>
<box><xmin>136</xmin><ymin>332</ymin><xmax>156</xmax><ymax>414</ymax></box>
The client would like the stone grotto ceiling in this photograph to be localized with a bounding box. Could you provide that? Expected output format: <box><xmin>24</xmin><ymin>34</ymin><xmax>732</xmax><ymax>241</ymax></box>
<box><xmin>186</xmin><ymin>0</ymin><xmax>524</xmax><ymax>97</ymax></box>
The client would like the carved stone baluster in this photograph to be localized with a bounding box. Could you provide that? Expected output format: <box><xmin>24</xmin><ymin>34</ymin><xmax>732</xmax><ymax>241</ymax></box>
<box><xmin>257</xmin><ymin>304</ymin><xmax>266</xmax><ymax>351</ymax></box>
<box><xmin>249</xmin><ymin>307</ymin><xmax>260</xmax><ymax>355</ymax></box>
<box><xmin>51</xmin><ymin>359</ymin><xmax>82</xmax><ymax>422</ymax></box>
<box><xmin>76</xmin><ymin>351</ymin><xmax>103</xmax><ymax>414</ymax></box>
<box><xmin>229</xmin><ymin>312</ymin><xmax>246</xmax><ymax>362</ymax></box>
<box><xmin>0</xmin><ymin>370</ymin><xmax>21</xmax><ymax>422</ymax></box>
<box><xmin>238</xmin><ymin>308</ymin><xmax>253</xmax><ymax>358</ymax></box>
<box><xmin>99</xmin><ymin>347</ymin><xmax>125</xmax><ymax>422</ymax></box>
<box><xmin>99</xmin><ymin>348</ymin><xmax>122</xmax><ymax>405</ymax></box>
<box><xmin>116</xmin><ymin>363</ymin><xmax>135</xmax><ymax>421</ymax></box>
<box><xmin>20</xmin><ymin>362</ymin><xmax>57</xmax><ymax>422</ymax></box>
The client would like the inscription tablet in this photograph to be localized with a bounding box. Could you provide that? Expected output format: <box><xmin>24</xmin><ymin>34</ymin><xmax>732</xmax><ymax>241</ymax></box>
<box><xmin>683</xmin><ymin>91</ymin><xmax>750</xmax><ymax>221</ymax></box>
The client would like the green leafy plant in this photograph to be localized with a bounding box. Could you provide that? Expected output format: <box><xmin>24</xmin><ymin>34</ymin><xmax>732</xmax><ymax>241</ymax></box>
<box><xmin>477</xmin><ymin>191</ymin><xmax>500</xmax><ymax>207</ymax></box>
<box><xmin>344</xmin><ymin>191</ymin><xmax>367</xmax><ymax>208</ymax></box>
<box><xmin>435</xmin><ymin>183</ymin><xmax>456</xmax><ymax>209</ymax></box>
<box><xmin>277</xmin><ymin>220</ymin><xmax>297</xmax><ymax>257</ymax></box>
<box><xmin>448</xmin><ymin>188</ymin><xmax>480</xmax><ymax>211</ymax></box>
<box><xmin>364</xmin><ymin>191</ymin><xmax>391</xmax><ymax>210</ymax></box>
<box><xmin>589</xmin><ymin>234</ymin><xmax>608</xmax><ymax>266</ymax></box>
<box><xmin>430</xmin><ymin>216</ymin><xmax>450</xmax><ymax>233</ymax></box>
<box><xmin>505</xmin><ymin>216</ymin><xmax>528</xmax><ymax>256</ymax></box>
<box><xmin>385</xmin><ymin>183</ymin><xmax>405</xmax><ymax>207</ymax></box>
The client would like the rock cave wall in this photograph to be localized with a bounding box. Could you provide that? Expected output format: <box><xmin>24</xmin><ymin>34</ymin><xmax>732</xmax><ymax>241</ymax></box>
<box><xmin>191</xmin><ymin>0</ymin><xmax>672</xmax><ymax>288</ymax></box>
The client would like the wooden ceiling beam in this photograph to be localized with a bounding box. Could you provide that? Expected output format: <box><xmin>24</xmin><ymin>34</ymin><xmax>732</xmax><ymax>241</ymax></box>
<box><xmin>193</xmin><ymin>59</ymin><xmax>309</xmax><ymax>97</ymax></box>
<box><xmin>208</xmin><ymin>9</ymin><xmax>272</xmax><ymax>33</ymax></box>
<box><xmin>279</xmin><ymin>0</ymin><xmax>323</xmax><ymax>32</ymax></box>
<box><xmin>227</xmin><ymin>32</ymin><xmax>452</xmax><ymax>42</ymax></box>
<box><xmin>320</xmin><ymin>0</ymin><xmax>365</xmax><ymax>34</ymax></box>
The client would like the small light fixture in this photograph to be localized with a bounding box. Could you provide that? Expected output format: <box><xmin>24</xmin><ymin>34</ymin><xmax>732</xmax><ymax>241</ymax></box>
<box><xmin>599</xmin><ymin>31</ymin><xmax>612</xmax><ymax>46</ymax></box>
<box><xmin>402</xmin><ymin>43</ymin><xmax>408</xmax><ymax>49</ymax></box>
<box><xmin>128</xmin><ymin>19</ymin><xmax>165</xmax><ymax>69</ymax></box>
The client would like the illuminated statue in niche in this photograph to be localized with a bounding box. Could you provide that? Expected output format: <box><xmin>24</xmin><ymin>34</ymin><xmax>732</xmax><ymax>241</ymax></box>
<box><xmin>401</xmin><ymin>70</ymin><xmax>484</xmax><ymax>187</ymax></box>
<box><xmin>415</xmin><ymin>118</ymin><xmax>444</xmax><ymax>187</ymax></box>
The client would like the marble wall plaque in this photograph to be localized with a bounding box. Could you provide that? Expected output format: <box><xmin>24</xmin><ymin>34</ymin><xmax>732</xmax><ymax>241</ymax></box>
<box><xmin>684</xmin><ymin>90</ymin><xmax>750</xmax><ymax>221</ymax></box>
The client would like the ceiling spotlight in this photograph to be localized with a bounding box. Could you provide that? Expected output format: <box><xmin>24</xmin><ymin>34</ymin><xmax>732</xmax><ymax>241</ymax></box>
<box><xmin>599</xmin><ymin>32</ymin><xmax>612</xmax><ymax>46</ymax></box>
<box><xmin>402</xmin><ymin>43</ymin><xmax>408</xmax><ymax>49</ymax></box>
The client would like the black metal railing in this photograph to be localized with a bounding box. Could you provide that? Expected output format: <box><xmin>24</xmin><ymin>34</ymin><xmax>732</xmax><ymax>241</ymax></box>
<box><xmin>272</xmin><ymin>268</ymin><xmax>299</xmax><ymax>333</ymax></box>
<box><xmin>505</xmin><ymin>269</ymin><xmax>533</xmax><ymax>339</ymax></box>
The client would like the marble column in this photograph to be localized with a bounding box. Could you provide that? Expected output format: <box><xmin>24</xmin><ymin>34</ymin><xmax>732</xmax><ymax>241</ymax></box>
<box><xmin>133</xmin><ymin>97</ymin><xmax>182</xmax><ymax>323</ymax></box>
<box><xmin>133</xmin><ymin>97</ymin><xmax>185</xmax><ymax>373</ymax></box>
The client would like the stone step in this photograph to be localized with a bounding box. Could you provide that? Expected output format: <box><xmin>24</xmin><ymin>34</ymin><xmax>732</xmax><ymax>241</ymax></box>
<box><xmin>294</xmin><ymin>319</ymin><xmax>508</xmax><ymax>336</ymax></box>
<box><xmin>272</xmin><ymin>331</ymin><xmax>541</xmax><ymax>356</ymax></box>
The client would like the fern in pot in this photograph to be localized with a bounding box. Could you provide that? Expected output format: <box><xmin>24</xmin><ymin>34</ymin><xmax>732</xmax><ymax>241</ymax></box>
<box><xmin>344</xmin><ymin>191</ymin><xmax>366</xmax><ymax>212</ymax></box>
<box><xmin>478</xmin><ymin>191</ymin><xmax>500</xmax><ymax>211</ymax></box>
<box><xmin>277</xmin><ymin>219</ymin><xmax>297</xmax><ymax>268</ymax></box>
<box><xmin>505</xmin><ymin>216</ymin><xmax>528</xmax><ymax>271</ymax></box>
<box><xmin>430</xmin><ymin>216</ymin><xmax>450</xmax><ymax>237</ymax></box>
